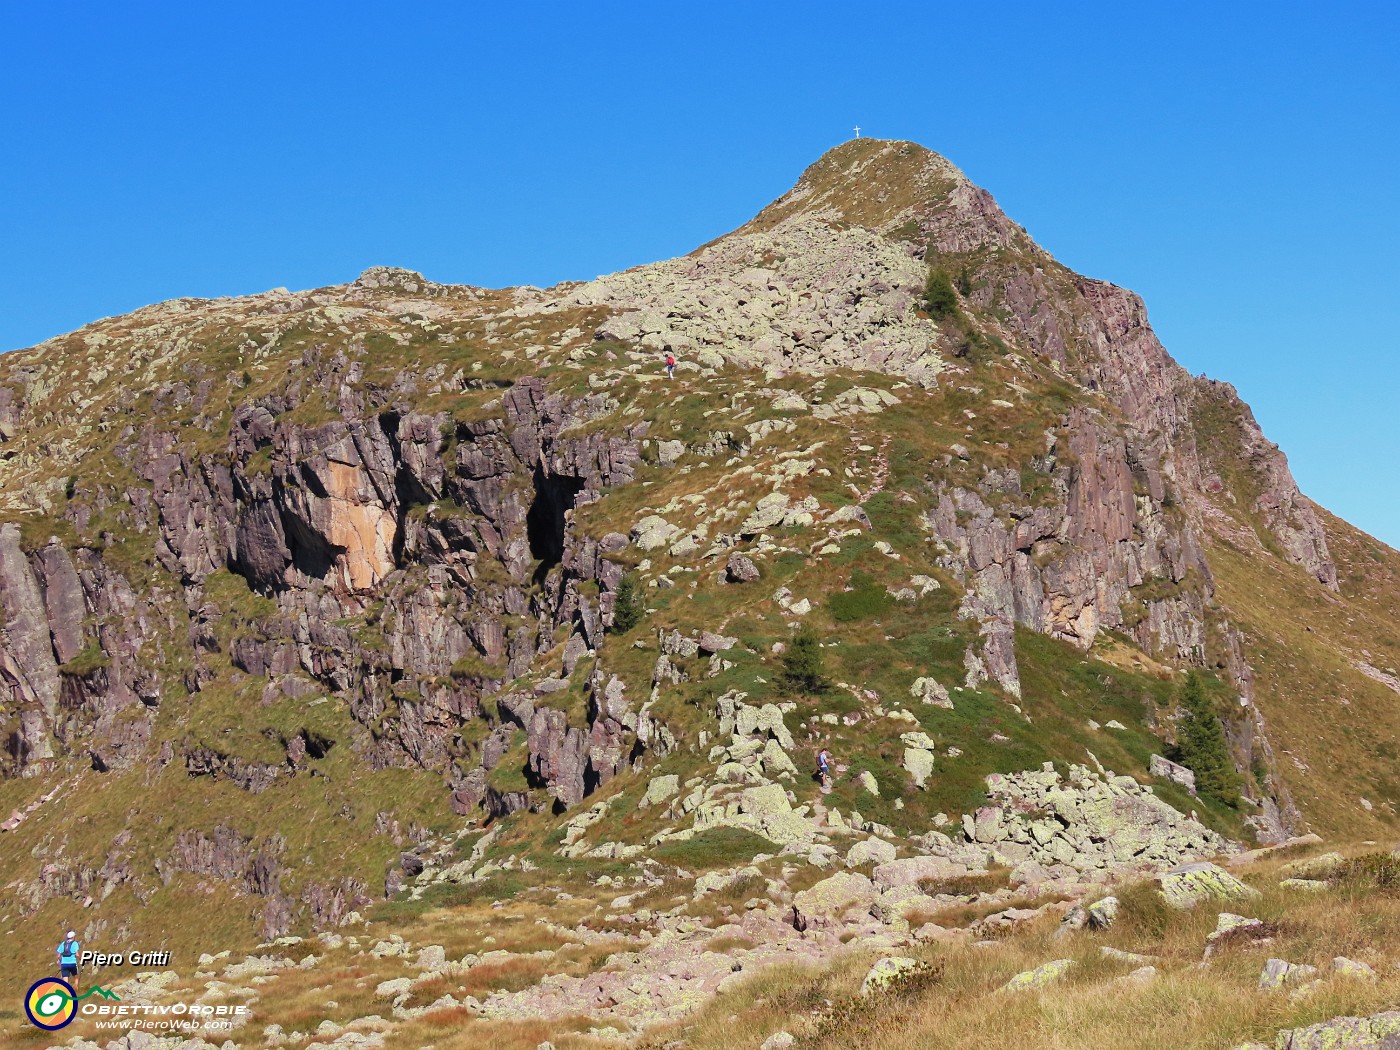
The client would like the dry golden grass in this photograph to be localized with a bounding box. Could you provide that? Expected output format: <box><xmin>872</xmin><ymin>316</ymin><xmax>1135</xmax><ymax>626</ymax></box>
<box><xmin>644</xmin><ymin>844</ymin><xmax>1400</xmax><ymax>1050</ymax></box>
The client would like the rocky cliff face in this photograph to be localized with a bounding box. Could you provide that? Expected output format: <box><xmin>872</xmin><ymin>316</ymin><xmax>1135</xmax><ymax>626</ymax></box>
<box><xmin>0</xmin><ymin>140</ymin><xmax>1363</xmax><ymax>948</ymax></box>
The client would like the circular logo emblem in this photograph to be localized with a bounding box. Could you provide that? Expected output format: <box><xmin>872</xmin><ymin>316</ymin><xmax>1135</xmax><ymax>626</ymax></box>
<box><xmin>25</xmin><ymin>978</ymin><xmax>77</xmax><ymax>1030</ymax></box>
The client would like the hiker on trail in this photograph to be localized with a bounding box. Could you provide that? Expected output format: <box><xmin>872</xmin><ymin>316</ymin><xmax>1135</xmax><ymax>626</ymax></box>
<box><xmin>56</xmin><ymin>930</ymin><xmax>79</xmax><ymax>980</ymax></box>
<box><xmin>664</xmin><ymin>349</ymin><xmax>676</xmax><ymax>381</ymax></box>
<box><xmin>817</xmin><ymin>748</ymin><xmax>832</xmax><ymax>788</ymax></box>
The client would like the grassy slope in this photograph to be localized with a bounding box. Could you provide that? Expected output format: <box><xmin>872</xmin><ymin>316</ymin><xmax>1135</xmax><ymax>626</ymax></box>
<box><xmin>1208</xmin><ymin>511</ymin><xmax>1400</xmax><ymax>840</ymax></box>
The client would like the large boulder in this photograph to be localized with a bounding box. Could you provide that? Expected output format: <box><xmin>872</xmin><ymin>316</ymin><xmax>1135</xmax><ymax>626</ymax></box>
<box><xmin>631</xmin><ymin>515</ymin><xmax>679</xmax><ymax>551</ymax></box>
<box><xmin>846</xmin><ymin>838</ymin><xmax>898</xmax><ymax>868</ymax></box>
<box><xmin>1259</xmin><ymin>958</ymin><xmax>1318</xmax><ymax>990</ymax></box>
<box><xmin>1271</xmin><ymin>1011</ymin><xmax>1400</xmax><ymax>1050</ymax></box>
<box><xmin>1156</xmin><ymin>862</ymin><xmax>1259</xmax><ymax>909</ymax></box>
<box><xmin>910</xmin><ymin>677</ymin><xmax>953</xmax><ymax>708</ymax></box>
<box><xmin>790</xmin><ymin>871</ymin><xmax>877</xmax><ymax>931</ymax></box>
<box><xmin>1279</xmin><ymin>852</ymin><xmax>1346</xmax><ymax>880</ymax></box>
<box><xmin>725</xmin><ymin>552</ymin><xmax>760</xmax><ymax>583</ymax></box>
<box><xmin>1149</xmin><ymin>754</ymin><xmax>1197</xmax><ymax>794</ymax></box>
<box><xmin>902</xmin><ymin>747</ymin><xmax>935</xmax><ymax>788</ymax></box>
<box><xmin>873</xmin><ymin>855</ymin><xmax>976</xmax><ymax>892</ymax></box>
<box><xmin>860</xmin><ymin>956</ymin><xmax>918</xmax><ymax>996</ymax></box>
<box><xmin>641</xmin><ymin>774</ymin><xmax>680</xmax><ymax>808</ymax></box>
<box><xmin>1002</xmin><ymin>959</ymin><xmax>1073</xmax><ymax>992</ymax></box>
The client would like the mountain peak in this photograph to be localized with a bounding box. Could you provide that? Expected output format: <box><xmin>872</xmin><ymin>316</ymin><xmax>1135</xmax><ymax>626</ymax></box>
<box><xmin>741</xmin><ymin>137</ymin><xmax>970</xmax><ymax>236</ymax></box>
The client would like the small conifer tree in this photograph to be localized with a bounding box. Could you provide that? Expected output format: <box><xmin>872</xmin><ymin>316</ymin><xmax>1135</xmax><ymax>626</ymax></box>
<box><xmin>1170</xmin><ymin>672</ymin><xmax>1241</xmax><ymax>807</ymax></box>
<box><xmin>923</xmin><ymin>267</ymin><xmax>959</xmax><ymax>320</ymax></box>
<box><xmin>609</xmin><ymin>573</ymin><xmax>645</xmax><ymax>634</ymax></box>
<box><xmin>780</xmin><ymin>624</ymin><xmax>830</xmax><ymax>695</ymax></box>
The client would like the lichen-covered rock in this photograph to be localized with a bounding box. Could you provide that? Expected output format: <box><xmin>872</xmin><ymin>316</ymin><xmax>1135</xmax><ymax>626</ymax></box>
<box><xmin>631</xmin><ymin>515</ymin><xmax>680</xmax><ymax>551</ymax></box>
<box><xmin>790</xmin><ymin>871</ymin><xmax>877</xmax><ymax>931</ymax></box>
<box><xmin>725</xmin><ymin>551</ymin><xmax>760</xmax><ymax>583</ymax></box>
<box><xmin>903</xmin><ymin>747</ymin><xmax>935</xmax><ymax>788</ymax></box>
<box><xmin>1330</xmin><ymin>956</ymin><xmax>1377</xmax><ymax>980</ymax></box>
<box><xmin>1271</xmin><ymin>1011</ymin><xmax>1400</xmax><ymax>1049</ymax></box>
<box><xmin>1210</xmin><ymin>912</ymin><xmax>1265</xmax><ymax>943</ymax></box>
<box><xmin>739</xmin><ymin>492</ymin><xmax>792</xmax><ymax>535</ymax></box>
<box><xmin>1259</xmin><ymin>958</ymin><xmax>1318</xmax><ymax>990</ymax></box>
<box><xmin>1150</xmin><ymin>754</ymin><xmax>1198</xmax><ymax>794</ymax></box>
<box><xmin>1087</xmin><ymin>896</ymin><xmax>1119</xmax><ymax>928</ymax></box>
<box><xmin>1002</xmin><ymin>959</ymin><xmax>1073</xmax><ymax>992</ymax></box>
<box><xmin>846</xmin><ymin>838</ymin><xmax>897</xmax><ymax>868</ymax></box>
<box><xmin>859</xmin><ymin>956</ymin><xmax>918</xmax><ymax>995</ymax></box>
<box><xmin>969</xmin><ymin>764</ymin><xmax>1231</xmax><ymax>885</ymax></box>
<box><xmin>693</xmin><ymin>866</ymin><xmax>762</xmax><ymax>899</ymax></box>
<box><xmin>910</xmin><ymin>677</ymin><xmax>953</xmax><ymax>708</ymax></box>
<box><xmin>872</xmin><ymin>855</ymin><xmax>978</xmax><ymax>891</ymax></box>
<box><xmin>1279</xmin><ymin>852</ymin><xmax>1346</xmax><ymax>880</ymax></box>
<box><xmin>1064</xmin><ymin>895</ymin><xmax>1120</xmax><ymax>933</ymax></box>
<box><xmin>641</xmin><ymin>774</ymin><xmax>680</xmax><ymax>808</ymax></box>
<box><xmin>1157</xmin><ymin>862</ymin><xmax>1259</xmax><ymax>909</ymax></box>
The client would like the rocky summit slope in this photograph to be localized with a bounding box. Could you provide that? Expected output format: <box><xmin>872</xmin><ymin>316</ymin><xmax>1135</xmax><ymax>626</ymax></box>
<box><xmin>1</xmin><ymin>139</ymin><xmax>1398</xmax><ymax>1048</ymax></box>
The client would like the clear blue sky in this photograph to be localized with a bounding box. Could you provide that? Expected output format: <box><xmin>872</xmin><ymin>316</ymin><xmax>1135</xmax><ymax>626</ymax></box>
<box><xmin>2</xmin><ymin>3</ymin><xmax>1396</xmax><ymax>545</ymax></box>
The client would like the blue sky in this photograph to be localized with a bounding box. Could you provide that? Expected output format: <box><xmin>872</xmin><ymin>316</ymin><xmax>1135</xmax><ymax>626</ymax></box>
<box><xmin>2</xmin><ymin>2</ymin><xmax>1396</xmax><ymax>544</ymax></box>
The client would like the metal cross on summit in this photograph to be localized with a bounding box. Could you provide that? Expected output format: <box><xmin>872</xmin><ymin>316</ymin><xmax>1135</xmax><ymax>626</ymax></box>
<box><xmin>853</xmin><ymin>125</ymin><xmax>861</xmax><ymax>138</ymax></box>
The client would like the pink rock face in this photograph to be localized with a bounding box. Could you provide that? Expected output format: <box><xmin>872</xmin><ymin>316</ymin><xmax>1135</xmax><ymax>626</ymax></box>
<box><xmin>322</xmin><ymin>460</ymin><xmax>396</xmax><ymax>592</ymax></box>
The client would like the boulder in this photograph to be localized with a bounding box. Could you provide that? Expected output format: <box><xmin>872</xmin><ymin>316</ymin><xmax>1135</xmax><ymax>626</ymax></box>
<box><xmin>1101</xmin><ymin>946</ymin><xmax>1158</xmax><ymax>965</ymax></box>
<box><xmin>860</xmin><ymin>956</ymin><xmax>918</xmax><ymax>995</ymax></box>
<box><xmin>1269</xmin><ymin>1011</ymin><xmax>1400</xmax><ymax>1050</ymax></box>
<box><xmin>858</xmin><ymin>770</ymin><xmax>880</xmax><ymax>796</ymax></box>
<box><xmin>631</xmin><ymin>515</ymin><xmax>679</xmax><ymax>551</ymax></box>
<box><xmin>1259</xmin><ymin>958</ymin><xmax>1318</xmax><ymax>990</ymax></box>
<box><xmin>1209</xmin><ymin>912</ymin><xmax>1265</xmax><ymax>943</ymax></box>
<box><xmin>760</xmin><ymin>1033</ymin><xmax>796</xmax><ymax>1050</ymax></box>
<box><xmin>903</xmin><ymin>747</ymin><xmax>935</xmax><ymax>789</ymax></box>
<box><xmin>1117</xmin><ymin>965</ymin><xmax>1157</xmax><ymax>985</ymax></box>
<box><xmin>1061</xmin><ymin>895</ymin><xmax>1118</xmax><ymax>934</ymax></box>
<box><xmin>1002</xmin><ymin>959</ymin><xmax>1073</xmax><ymax>992</ymax></box>
<box><xmin>1157</xmin><ymin>862</ymin><xmax>1260</xmax><ymax>909</ymax></box>
<box><xmin>910</xmin><ymin>677</ymin><xmax>953</xmax><ymax>708</ymax></box>
<box><xmin>846</xmin><ymin>838</ymin><xmax>898</xmax><ymax>868</ymax></box>
<box><xmin>759</xmin><ymin>739</ymin><xmax>799</xmax><ymax>780</ymax></box>
<box><xmin>641</xmin><ymin>774</ymin><xmax>680</xmax><ymax>808</ymax></box>
<box><xmin>725</xmin><ymin>552</ymin><xmax>760</xmax><ymax>583</ymax></box>
<box><xmin>871</xmin><ymin>885</ymin><xmax>941</xmax><ymax>924</ymax></box>
<box><xmin>739</xmin><ymin>492</ymin><xmax>792</xmax><ymax>535</ymax></box>
<box><xmin>1088</xmin><ymin>896</ymin><xmax>1119</xmax><ymax>928</ymax></box>
<box><xmin>1149</xmin><ymin>754</ymin><xmax>1198</xmax><ymax>794</ymax></box>
<box><xmin>1279</xmin><ymin>852</ymin><xmax>1346</xmax><ymax>880</ymax></box>
<box><xmin>1330</xmin><ymin>956</ymin><xmax>1377</xmax><ymax>979</ymax></box>
<box><xmin>735</xmin><ymin>702</ymin><xmax>795</xmax><ymax>750</ymax></box>
<box><xmin>374</xmin><ymin>977</ymin><xmax>413</xmax><ymax>1000</ymax></box>
<box><xmin>656</xmin><ymin>439</ymin><xmax>685</xmax><ymax>466</ymax></box>
<box><xmin>790</xmin><ymin>871</ymin><xmax>877</xmax><ymax>931</ymax></box>
<box><xmin>414</xmin><ymin>945</ymin><xmax>447</xmax><ymax>970</ymax></box>
<box><xmin>872</xmin><ymin>856</ymin><xmax>975</xmax><ymax>892</ymax></box>
<box><xmin>698</xmin><ymin>631</ymin><xmax>737</xmax><ymax>654</ymax></box>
